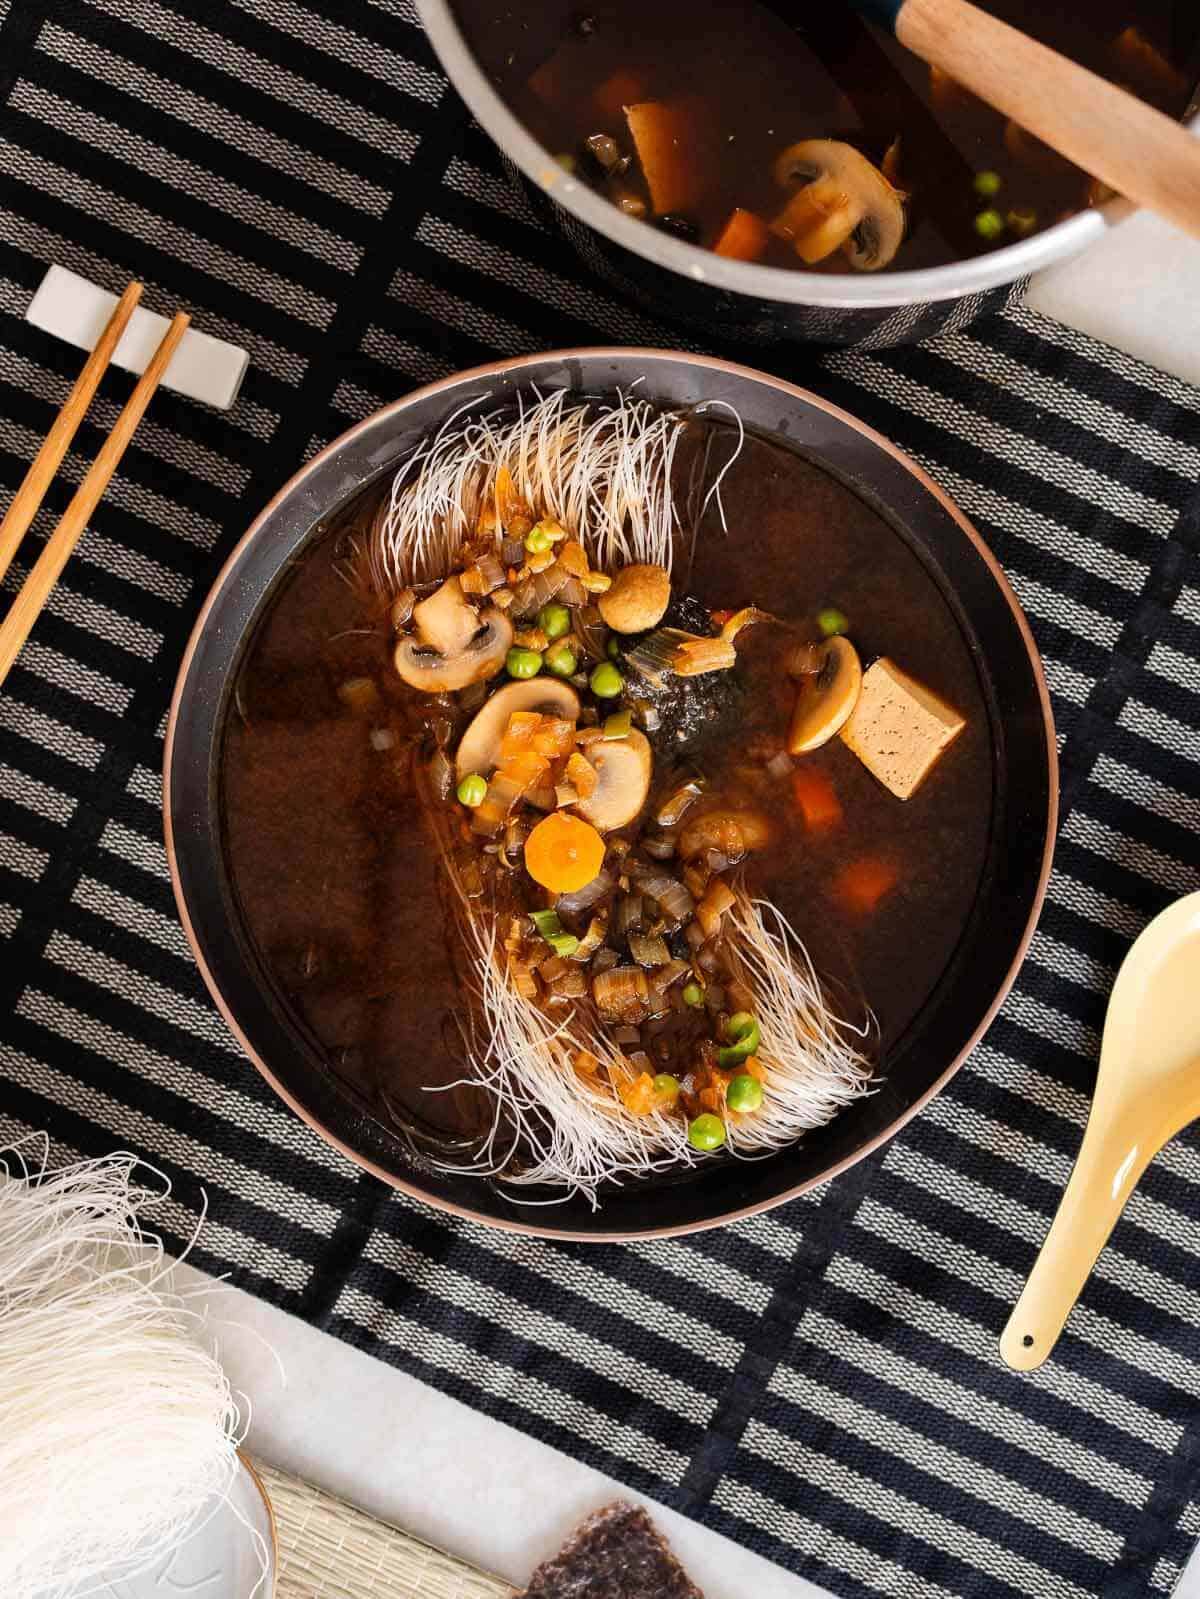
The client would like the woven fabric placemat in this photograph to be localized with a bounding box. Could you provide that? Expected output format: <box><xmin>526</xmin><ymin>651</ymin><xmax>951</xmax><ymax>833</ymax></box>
<box><xmin>1</xmin><ymin>4</ymin><xmax>1200</xmax><ymax>1598</ymax></box>
<box><xmin>259</xmin><ymin>1461</ymin><xmax>512</xmax><ymax>1599</ymax></box>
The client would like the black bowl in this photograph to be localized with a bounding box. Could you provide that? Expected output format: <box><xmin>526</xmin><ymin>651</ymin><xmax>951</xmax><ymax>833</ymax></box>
<box><xmin>165</xmin><ymin>349</ymin><xmax>1056</xmax><ymax>1240</ymax></box>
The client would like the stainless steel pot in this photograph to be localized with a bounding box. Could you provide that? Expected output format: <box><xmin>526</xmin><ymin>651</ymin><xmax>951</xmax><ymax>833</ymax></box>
<box><xmin>418</xmin><ymin>0</ymin><xmax>1185</xmax><ymax>348</ymax></box>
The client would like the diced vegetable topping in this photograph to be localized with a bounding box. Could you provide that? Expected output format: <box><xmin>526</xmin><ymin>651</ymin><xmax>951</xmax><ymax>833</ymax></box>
<box><xmin>718</xmin><ymin>1011</ymin><xmax>760</xmax><ymax>1068</ymax></box>
<box><xmin>457</xmin><ymin>773</ymin><xmax>487</xmax><ymax>808</ymax></box>
<box><xmin>713</xmin><ymin>207</ymin><xmax>770</xmax><ymax>262</ymax></box>
<box><xmin>727</xmin><ymin>1074</ymin><xmax>764</xmax><ymax>1113</ymax></box>
<box><xmin>688</xmin><ymin>1113</ymin><xmax>726</xmax><ymax>1152</ymax></box>
<box><xmin>816</xmin><ymin>607</ymin><xmax>849</xmax><ymax>638</ymax></box>
<box><xmin>603</xmin><ymin>709</ymin><xmax>633</xmax><ymax>739</ymax></box>
<box><xmin>506</xmin><ymin>646</ymin><xmax>544</xmax><ymax>679</ymax></box>
<box><xmin>545</xmin><ymin>641</ymin><xmax>578</xmax><ymax>677</ymax></box>
<box><xmin>589</xmin><ymin>662</ymin><xmax>624</xmax><ymax>698</ymax></box>
<box><xmin>682</xmin><ymin>981</ymin><xmax>704</xmax><ymax>1008</ymax></box>
<box><xmin>530</xmin><ymin>908</ymin><xmax>563</xmax><ymax>939</ymax></box>
<box><xmin>539</xmin><ymin>601</ymin><xmax>571</xmax><ymax>639</ymax></box>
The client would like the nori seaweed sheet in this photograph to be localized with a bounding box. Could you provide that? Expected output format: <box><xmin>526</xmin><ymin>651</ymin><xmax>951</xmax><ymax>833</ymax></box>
<box><xmin>520</xmin><ymin>1502</ymin><xmax>704</xmax><ymax>1599</ymax></box>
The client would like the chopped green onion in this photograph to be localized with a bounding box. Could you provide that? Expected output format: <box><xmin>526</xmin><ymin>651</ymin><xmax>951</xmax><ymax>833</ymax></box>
<box><xmin>530</xmin><ymin>909</ymin><xmax>563</xmax><ymax>938</ymax></box>
<box><xmin>718</xmin><ymin>1011</ymin><xmax>760</xmax><ymax>1068</ymax></box>
<box><xmin>606</xmin><ymin>635</ymin><xmax>621</xmax><ymax>660</ymax></box>
<box><xmin>973</xmin><ymin>169</ymin><xmax>1002</xmax><ymax>197</ymax></box>
<box><xmin>974</xmin><ymin>208</ymin><xmax>1005</xmax><ymax>240</ymax></box>
<box><xmin>457</xmin><ymin>773</ymin><xmax>487</xmax><ymax>808</ymax></box>
<box><xmin>688</xmin><ymin>1113</ymin><xmax>726</xmax><ymax>1151</ymax></box>
<box><xmin>506</xmin><ymin>646</ymin><xmax>543</xmax><ymax>679</ymax></box>
<box><xmin>817</xmin><ymin>607</ymin><xmax>849</xmax><ymax>638</ymax></box>
<box><xmin>589</xmin><ymin>661</ymin><xmax>624</xmax><ymax>698</ymax></box>
<box><xmin>603</xmin><ymin>709</ymin><xmax>633</xmax><ymax>739</ymax></box>
<box><xmin>682</xmin><ymin>981</ymin><xmax>705</xmax><ymax>1008</ymax></box>
<box><xmin>653</xmin><ymin>1073</ymin><xmax>680</xmax><ymax>1104</ymax></box>
<box><xmin>545</xmin><ymin>641</ymin><xmax>578</xmax><ymax>678</ymax></box>
<box><xmin>1007</xmin><ymin>205</ymin><xmax>1037</xmax><ymax>237</ymax></box>
<box><xmin>546</xmin><ymin>931</ymin><xmax>580</xmax><ymax>957</ymax></box>
<box><xmin>727</xmin><ymin>1074</ymin><xmax>764</xmax><ymax>1113</ymax></box>
<box><xmin>539</xmin><ymin>602</ymin><xmax>571</xmax><ymax>640</ymax></box>
<box><xmin>525</xmin><ymin>525</ymin><xmax>554</xmax><ymax>555</ymax></box>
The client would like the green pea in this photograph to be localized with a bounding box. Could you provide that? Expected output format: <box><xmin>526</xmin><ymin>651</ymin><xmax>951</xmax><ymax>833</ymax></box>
<box><xmin>506</xmin><ymin>646</ymin><xmax>543</xmax><ymax>679</ymax></box>
<box><xmin>974</xmin><ymin>208</ymin><xmax>1005</xmax><ymax>240</ymax></box>
<box><xmin>817</xmin><ymin>607</ymin><xmax>848</xmax><ymax>638</ymax></box>
<box><xmin>606</xmin><ymin>635</ymin><xmax>621</xmax><ymax>660</ymax></box>
<box><xmin>589</xmin><ymin>661</ymin><xmax>624</xmax><ymax>698</ymax></box>
<box><xmin>688</xmin><ymin>1113</ymin><xmax>726</xmax><ymax>1152</ymax></box>
<box><xmin>726</xmin><ymin>1074</ymin><xmax>764</xmax><ymax>1113</ymax></box>
<box><xmin>545</xmin><ymin>641</ymin><xmax>578</xmax><ymax>678</ymax></box>
<box><xmin>717</xmin><ymin>1011</ymin><xmax>760</xmax><ymax>1069</ymax></box>
<box><xmin>682</xmin><ymin>981</ymin><xmax>704</xmax><ymax>1008</ymax></box>
<box><xmin>973</xmin><ymin>169</ymin><xmax>1002</xmax><ymax>198</ymax></box>
<box><xmin>457</xmin><ymin>773</ymin><xmax>487</xmax><ymax>808</ymax></box>
<box><xmin>538</xmin><ymin>602</ymin><xmax>571</xmax><ymax>640</ymax></box>
<box><xmin>652</xmin><ymin>1073</ymin><xmax>680</xmax><ymax>1103</ymax></box>
<box><xmin>525</xmin><ymin>525</ymin><xmax>554</xmax><ymax>555</ymax></box>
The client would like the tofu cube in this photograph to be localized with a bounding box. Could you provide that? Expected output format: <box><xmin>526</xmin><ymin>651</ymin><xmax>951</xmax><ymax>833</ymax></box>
<box><xmin>840</xmin><ymin>658</ymin><xmax>965</xmax><ymax>800</ymax></box>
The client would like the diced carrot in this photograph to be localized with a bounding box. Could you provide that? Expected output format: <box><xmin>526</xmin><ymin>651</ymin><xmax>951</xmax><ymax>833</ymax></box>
<box><xmin>565</xmin><ymin>750</ymin><xmax>598</xmax><ymax>800</ymax></box>
<box><xmin>557</xmin><ymin>539</ymin><xmax>589</xmax><ymax>577</ymax></box>
<box><xmin>531</xmin><ymin>716</ymin><xmax>576</xmax><ymax>759</ymax></box>
<box><xmin>713</xmin><ymin>207</ymin><xmax>770</xmax><ymax>262</ymax></box>
<box><xmin>593</xmin><ymin>68</ymin><xmax>645</xmax><ymax>121</ymax></box>
<box><xmin>499</xmin><ymin>749</ymin><xmax>550</xmax><ymax>792</ymax></box>
<box><xmin>625</xmin><ymin>101</ymin><xmax>701</xmax><ymax>216</ymax></box>
<box><xmin>792</xmin><ymin>768</ymin><xmax>843</xmax><ymax>832</ymax></box>
<box><xmin>835</xmin><ymin>857</ymin><xmax>898</xmax><ymax>915</ymax></box>
<box><xmin>575</xmin><ymin>1049</ymin><xmax>600</xmax><ymax>1077</ymax></box>
<box><xmin>618</xmin><ymin>1070</ymin><xmax>658</xmax><ymax>1116</ymax></box>
<box><xmin>499</xmin><ymin>711</ymin><xmax>540</xmax><ymax>759</ymax></box>
<box><xmin>742</xmin><ymin>1055</ymin><xmax>766</xmax><ymax>1082</ymax></box>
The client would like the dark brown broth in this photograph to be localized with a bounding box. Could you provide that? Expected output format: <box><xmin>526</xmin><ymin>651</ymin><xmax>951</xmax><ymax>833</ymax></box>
<box><xmin>452</xmin><ymin>0</ymin><xmax>1198</xmax><ymax>270</ymax></box>
<box><xmin>221</xmin><ymin>432</ymin><xmax>993</xmax><ymax>1143</ymax></box>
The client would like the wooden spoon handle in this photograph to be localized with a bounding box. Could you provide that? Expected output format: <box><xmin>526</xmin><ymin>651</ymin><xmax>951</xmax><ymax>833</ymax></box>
<box><xmin>1000</xmin><ymin>1113</ymin><xmax>1152</xmax><ymax>1370</ymax></box>
<box><xmin>894</xmin><ymin>0</ymin><xmax>1200</xmax><ymax>240</ymax></box>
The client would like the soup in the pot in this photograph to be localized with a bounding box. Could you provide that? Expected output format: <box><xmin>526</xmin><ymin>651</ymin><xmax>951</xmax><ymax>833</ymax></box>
<box><xmin>222</xmin><ymin>395</ymin><xmax>993</xmax><ymax>1204</ymax></box>
<box><xmin>451</xmin><ymin>0</ymin><xmax>1198</xmax><ymax>272</ymax></box>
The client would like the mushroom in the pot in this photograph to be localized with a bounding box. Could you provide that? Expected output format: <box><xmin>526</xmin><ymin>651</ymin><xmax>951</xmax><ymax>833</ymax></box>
<box><xmin>771</xmin><ymin>139</ymin><xmax>905</xmax><ymax>271</ymax></box>
<box><xmin>455</xmin><ymin>677</ymin><xmax>581</xmax><ymax>782</ymax></box>
<box><xmin>598</xmin><ymin>563</ymin><xmax>671</xmax><ymax>634</ymax></box>
<box><xmin>787</xmin><ymin>635</ymin><xmax>863</xmax><ymax>754</ymax></box>
<box><xmin>576</xmin><ymin>728</ymin><xmax>653</xmax><ymax>832</ymax></box>
<box><xmin>394</xmin><ymin>575</ymin><xmax>513</xmax><ymax>693</ymax></box>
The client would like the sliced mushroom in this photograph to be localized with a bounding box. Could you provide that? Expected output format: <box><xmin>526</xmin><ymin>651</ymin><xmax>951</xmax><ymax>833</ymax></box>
<box><xmin>678</xmin><ymin>804</ymin><xmax>772</xmax><ymax>862</ymax></box>
<box><xmin>787</xmin><ymin>635</ymin><xmax>863</xmax><ymax>754</ymax></box>
<box><xmin>411</xmin><ymin>577</ymin><xmax>478</xmax><ymax>656</ymax></box>
<box><xmin>455</xmin><ymin>678</ymin><xmax>581</xmax><ymax>782</ymax></box>
<box><xmin>598</xmin><ymin>563</ymin><xmax>671</xmax><ymax>634</ymax></box>
<box><xmin>576</xmin><ymin>729</ymin><xmax>652</xmax><ymax>832</ymax></box>
<box><xmin>771</xmin><ymin>139</ymin><xmax>905</xmax><ymax>271</ymax></box>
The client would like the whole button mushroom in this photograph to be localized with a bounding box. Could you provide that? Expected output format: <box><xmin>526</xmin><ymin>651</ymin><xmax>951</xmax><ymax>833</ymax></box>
<box><xmin>598</xmin><ymin>563</ymin><xmax>671</xmax><ymax>634</ymax></box>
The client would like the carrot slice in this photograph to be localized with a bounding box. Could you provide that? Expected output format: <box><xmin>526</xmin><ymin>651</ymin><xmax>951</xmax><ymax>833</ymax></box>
<box><xmin>524</xmin><ymin>811</ymin><xmax>606</xmax><ymax>893</ymax></box>
<box><xmin>835</xmin><ymin>857</ymin><xmax>898</xmax><ymax>915</ymax></box>
<box><xmin>713</xmin><ymin>207</ymin><xmax>770</xmax><ymax>262</ymax></box>
<box><xmin>625</xmin><ymin>101</ymin><xmax>701</xmax><ymax>216</ymax></box>
<box><xmin>594</xmin><ymin>68</ymin><xmax>645</xmax><ymax>120</ymax></box>
<box><xmin>792</xmin><ymin>769</ymin><xmax>843</xmax><ymax>831</ymax></box>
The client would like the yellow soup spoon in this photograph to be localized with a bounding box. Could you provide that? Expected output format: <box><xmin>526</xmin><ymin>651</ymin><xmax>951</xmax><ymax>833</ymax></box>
<box><xmin>1001</xmin><ymin>890</ymin><xmax>1200</xmax><ymax>1371</ymax></box>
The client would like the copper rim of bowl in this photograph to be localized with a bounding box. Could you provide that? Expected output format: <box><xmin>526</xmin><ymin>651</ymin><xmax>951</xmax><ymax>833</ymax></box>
<box><xmin>163</xmin><ymin>347</ymin><xmax>1058</xmax><ymax>1242</ymax></box>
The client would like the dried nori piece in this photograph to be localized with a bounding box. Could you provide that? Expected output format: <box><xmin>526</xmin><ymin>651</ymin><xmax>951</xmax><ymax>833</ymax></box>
<box><xmin>520</xmin><ymin>1501</ymin><xmax>703</xmax><ymax>1599</ymax></box>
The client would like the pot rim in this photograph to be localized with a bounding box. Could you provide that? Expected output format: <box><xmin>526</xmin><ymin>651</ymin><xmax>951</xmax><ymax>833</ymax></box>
<box><xmin>164</xmin><ymin>346</ymin><xmax>1058</xmax><ymax>1241</ymax></box>
<box><xmin>417</xmin><ymin>0</ymin><xmax>1133</xmax><ymax>310</ymax></box>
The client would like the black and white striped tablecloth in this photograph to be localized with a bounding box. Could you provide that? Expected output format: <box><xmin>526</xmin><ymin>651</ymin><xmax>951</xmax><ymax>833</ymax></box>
<box><xmin>2</xmin><ymin>4</ymin><xmax>1200</xmax><ymax>1596</ymax></box>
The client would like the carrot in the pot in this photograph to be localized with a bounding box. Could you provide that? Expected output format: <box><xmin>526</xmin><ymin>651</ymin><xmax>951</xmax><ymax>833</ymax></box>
<box><xmin>792</xmin><ymin>768</ymin><xmax>842</xmax><ymax>832</ymax></box>
<box><xmin>625</xmin><ymin>101</ymin><xmax>701</xmax><ymax>215</ymax></box>
<box><xmin>713</xmin><ymin>207</ymin><xmax>770</xmax><ymax>262</ymax></box>
<box><xmin>835</xmin><ymin>857</ymin><xmax>897</xmax><ymax>915</ymax></box>
<box><xmin>594</xmin><ymin>68</ymin><xmax>645</xmax><ymax>120</ymax></box>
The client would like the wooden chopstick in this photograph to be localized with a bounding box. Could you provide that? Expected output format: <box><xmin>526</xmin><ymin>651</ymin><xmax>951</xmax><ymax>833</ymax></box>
<box><xmin>0</xmin><ymin>309</ymin><xmax>190</xmax><ymax>691</ymax></box>
<box><xmin>0</xmin><ymin>281</ymin><xmax>143</xmax><ymax>589</ymax></box>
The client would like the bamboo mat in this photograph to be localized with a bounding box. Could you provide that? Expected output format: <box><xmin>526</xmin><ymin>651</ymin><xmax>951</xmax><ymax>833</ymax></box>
<box><xmin>256</xmin><ymin>1461</ymin><xmax>514</xmax><ymax>1599</ymax></box>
